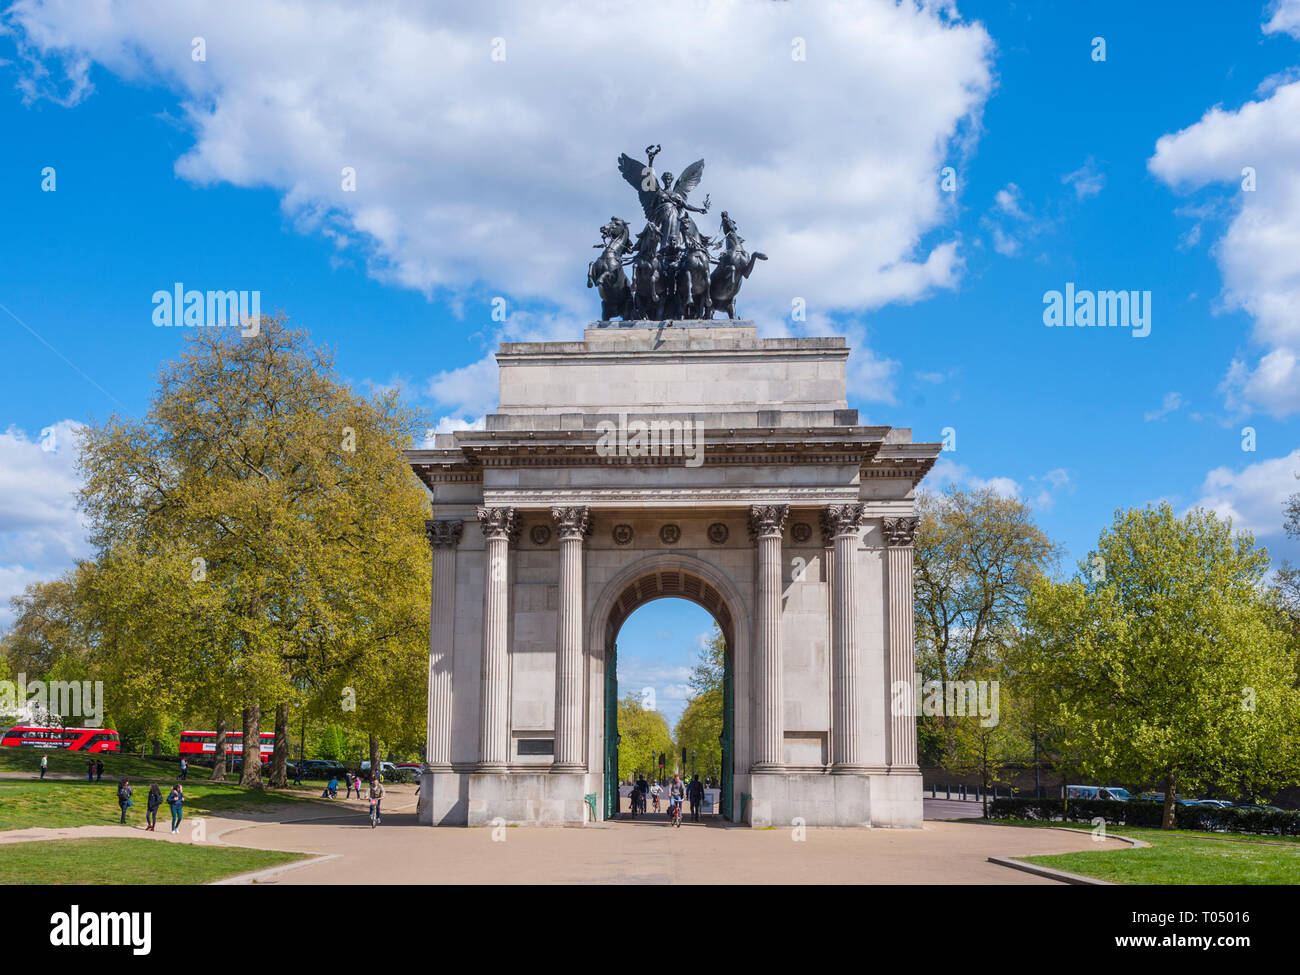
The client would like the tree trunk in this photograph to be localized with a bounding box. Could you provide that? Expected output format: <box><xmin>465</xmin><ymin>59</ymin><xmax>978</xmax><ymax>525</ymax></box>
<box><xmin>269</xmin><ymin>703</ymin><xmax>289</xmax><ymax>788</ymax></box>
<box><xmin>1161</xmin><ymin>772</ymin><xmax>1177</xmax><ymax>830</ymax></box>
<box><xmin>239</xmin><ymin>705</ymin><xmax>262</xmax><ymax>788</ymax></box>
<box><xmin>368</xmin><ymin>733</ymin><xmax>380</xmax><ymax>783</ymax></box>
<box><xmin>210</xmin><ymin>717</ymin><xmax>228</xmax><ymax>782</ymax></box>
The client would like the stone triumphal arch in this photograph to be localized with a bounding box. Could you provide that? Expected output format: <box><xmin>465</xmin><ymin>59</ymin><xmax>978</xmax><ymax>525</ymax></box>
<box><xmin>409</xmin><ymin>320</ymin><xmax>939</xmax><ymax>827</ymax></box>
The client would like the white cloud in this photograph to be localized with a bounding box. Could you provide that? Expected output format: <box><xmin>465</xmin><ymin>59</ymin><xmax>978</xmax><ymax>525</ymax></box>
<box><xmin>982</xmin><ymin>182</ymin><xmax>1045</xmax><ymax>258</ymax></box>
<box><xmin>6</xmin><ymin>0</ymin><xmax>994</xmax><ymax>332</ymax></box>
<box><xmin>993</xmin><ymin>183</ymin><xmax>1026</xmax><ymax>219</ymax></box>
<box><xmin>1149</xmin><ymin>21</ymin><xmax>1300</xmax><ymax>417</ymax></box>
<box><xmin>1061</xmin><ymin>157</ymin><xmax>1105</xmax><ymax>200</ymax></box>
<box><xmin>1264</xmin><ymin>0</ymin><xmax>1300</xmax><ymax>39</ymax></box>
<box><xmin>928</xmin><ymin>458</ymin><xmax>1021</xmax><ymax>499</ymax></box>
<box><xmin>929</xmin><ymin>458</ymin><xmax>1075</xmax><ymax>512</ymax></box>
<box><xmin>1193</xmin><ymin>448</ymin><xmax>1300</xmax><ymax>563</ymax></box>
<box><xmin>0</xmin><ymin>421</ymin><xmax>90</xmax><ymax>627</ymax></box>
<box><xmin>1144</xmin><ymin>391</ymin><xmax>1184</xmax><ymax>422</ymax></box>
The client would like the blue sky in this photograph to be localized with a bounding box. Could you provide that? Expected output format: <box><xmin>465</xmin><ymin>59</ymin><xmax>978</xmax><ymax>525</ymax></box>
<box><xmin>2</xmin><ymin>1</ymin><xmax>1299</xmax><ymax>721</ymax></box>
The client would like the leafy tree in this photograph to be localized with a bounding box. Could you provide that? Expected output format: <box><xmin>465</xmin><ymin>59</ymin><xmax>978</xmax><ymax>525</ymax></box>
<box><xmin>616</xmin><ymin>694</ymin><xmax>674</xmax><ymax>782</ymax></box>
<box><xmin>1273</xmin><ymin>477</ymin><xmax>1300</xmax><ymax>630</ymax></box>
<box><xmin>913</xmin><ymin>488</ymin><xmax>1058</xmax><ymax>763</ymax></box>
<box><xmin>1022</xmin><ymin>504</ymin><xmax>1300</xmax><ymax>828</ymax></box>
<box><xmin>688</xmin><ymin>624</ymin><xmax>725</xmax><ymax>696</ymax></box>
<box><xmin>675</xmin><ymin>624</ymin><xmax>726</xmax><ymax>780</ymax></box>
<box><xmin>674</xmin><ymin>691</ymin><xmax>722</xmax><ymax>781</ymax></box>
<box><xmin>75</xmin><ymin>317</ymin><xmax>430</xmax><ymax>787</ymax></box>
<box><xmin>1</xmin><ymin>571</ymin><xmax>94</xmax><ymax>678</ymax></box>
<box><xmin>944</xmin><ymin>658</ymin><xmax>1032</xmax><ymax>815</ymax></box>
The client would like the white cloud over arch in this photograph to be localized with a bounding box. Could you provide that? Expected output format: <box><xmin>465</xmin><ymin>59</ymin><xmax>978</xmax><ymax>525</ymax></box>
<box><xmin>6</xmin><ymin>0</ymin><xmax>993</xmax><ymax>327</ymax></box>
<box><xmin>1149</xmin><ymin>6</ymin><xmax>1300</xmax><ymax>417</ymax></box>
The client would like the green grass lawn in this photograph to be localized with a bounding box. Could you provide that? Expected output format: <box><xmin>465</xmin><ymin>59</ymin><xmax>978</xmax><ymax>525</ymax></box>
<box><xmin>984</xmin><ymin>819</ymin><xmax>1300</xmax><ymax>884</ymax></box>
<box><xmin>0</xmin><ymin>778</ymin><xmax>327</xmax><ymax>832</ymax></box>
<box><xmin>0</xmin><ymin>743</ymin><xmax>238</xmax><ymax>780</ymax></box>
<box><xmin>0</xmin><ymin>837</ymin><xmax>307</xmax><ymax>884</ymax></box>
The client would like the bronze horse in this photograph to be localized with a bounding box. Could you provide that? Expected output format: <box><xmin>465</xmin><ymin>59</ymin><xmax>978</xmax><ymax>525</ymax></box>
<box><xmin>587</xmin><ymin>216</ymin><xmax>635</xmax><ymax>321</ymax></box>
<box><xmin>675</xmin><ymin>233</ymin><xmax>713</xmax><ymax>320</ymax></box>
<box><xmin>709</xmin><ymin>211</ymin><xmax>767</xmax><ymax>319</ymax></box>
<box><xmin>630</xmin><ymin>222</ymin><xmax>665</xmax><ymax>320</ymax></box>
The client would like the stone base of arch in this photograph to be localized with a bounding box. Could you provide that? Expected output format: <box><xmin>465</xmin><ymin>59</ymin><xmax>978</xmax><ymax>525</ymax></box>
<box><xmin>744</xmin><ymin>770</ymin><xmax>922</xmax><ymax>828</ymax></box>
<box><xmin>418</xmin><ymin>769</ymin><xmax>922</xmax><ymax>828</ymax></box>
<box><xmin>418</xmin><ymin>771</ymin><xmax>594</xmax><ymax>827</ymax></box>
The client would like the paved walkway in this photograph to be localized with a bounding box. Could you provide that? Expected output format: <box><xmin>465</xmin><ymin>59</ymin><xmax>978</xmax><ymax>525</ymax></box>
<box><xmin>0</xmin><ymin>785</ymin><xmax>1129</xmax><ymax>884</ymax></box>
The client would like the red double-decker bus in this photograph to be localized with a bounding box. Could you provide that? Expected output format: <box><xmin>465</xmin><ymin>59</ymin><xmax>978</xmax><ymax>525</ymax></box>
<box><xmin>178</xmin><ymin>730</ymin><xmax>275</xmax><ymax>763</ymax></box>
<box><xmin>1</xmin><ymin>726</ymin><xmax>121</xmax><ymax>752</ymax></box>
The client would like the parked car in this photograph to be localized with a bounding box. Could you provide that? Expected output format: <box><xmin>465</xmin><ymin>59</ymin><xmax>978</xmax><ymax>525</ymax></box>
<box><xmin>1138</xmin><ymin>792</ymin><xmax>1197</xmax><ymax>805</ymax></box>
<box><xmin>297</xmin><ymin>759</ymin><xmax>343</xmax><ymax>779</ymax></box>
<box><xmin>1233</xmin><ymin>802</ymin><xmax>1286</xmax><ymax>813</ymax></box>
<box><xmin>1066</xmin><ymin>785</ymin><xmax>1132</xmax><ymax>801</ymax></box>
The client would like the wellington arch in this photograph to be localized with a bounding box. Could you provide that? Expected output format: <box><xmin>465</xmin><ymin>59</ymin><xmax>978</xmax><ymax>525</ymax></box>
<box><xmin>407</xmin><ymin>320</ymin><xmax>940</xmax><ymax>827</ymax></box>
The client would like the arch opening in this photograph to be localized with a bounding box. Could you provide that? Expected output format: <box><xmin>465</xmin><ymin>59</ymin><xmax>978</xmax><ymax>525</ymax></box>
<box><xmin>590</xmin><ymin>555</ymin><xmax>746</xmax><ymax>824</ymax></box>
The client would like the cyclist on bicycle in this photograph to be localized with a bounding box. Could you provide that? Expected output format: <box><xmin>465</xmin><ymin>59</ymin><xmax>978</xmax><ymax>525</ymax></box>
<box><xmin>650</xmin><ymin>780</ymin><xmax>662</xmax><ymax>812</ymax></box>
<box><xmin>368</xmin><ymin>776</ymin><xmax>385</xmax><ymax>824</ymax></box>
<box><xmin>668</xmin><ymin>775</ymin><xmax>686</xmax><ymax>825</ymax></box>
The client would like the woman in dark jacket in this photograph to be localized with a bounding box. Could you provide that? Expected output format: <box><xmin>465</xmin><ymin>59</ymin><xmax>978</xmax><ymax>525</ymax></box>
<box><xmin>117</xmin><ymin>778</ymin><xmax>133</xmax><ymax>824</ymax></box>
<box><xmin>167</xmin><ymin>783</ymin><xmax>185</xmax><ymax>834</ymax></box>
<box><xmin>145</xmin><ymin>782</ymin><xmax>163</xmax><ymax>831</ymax></box>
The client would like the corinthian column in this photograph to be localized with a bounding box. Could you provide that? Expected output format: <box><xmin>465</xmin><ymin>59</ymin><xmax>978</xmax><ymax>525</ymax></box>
<box><xmin>823</xmin><ymin>504</ymin><xmax>866</xmax><ymax>772</ymax></box>
<box><xmin>748</xmin><ymin>503</ymin><xmax>789</xmax><ymax>772</ymax></box>
<box><xmin>884</xmin><ymin>516</ymin><xmax>920</xmax><ymax>769</ymax></box>
<box><xmin>425</xmin><ymin>519</ymin><xmax>463</xmax><ymax>770</ymax></box>
<box><xmin>550</xmin><ymin>505</ymin><xmax>591</xmax><ymax>772</ymax></box>
<box><xmin>476</xmin><ymin>506</ymin><xmax>516</xmax><ymax>770</ymax></box>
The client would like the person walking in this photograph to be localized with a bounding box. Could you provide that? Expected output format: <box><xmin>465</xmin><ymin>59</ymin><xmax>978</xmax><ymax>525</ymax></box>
<box><xmin>117</xmin><ymin>778</ymin><xmax>133</xmax><ymax>824</ymax></box>
<box><xmin>292</xmin><ymin>760</ymin><xmax>303</xmax><ymax>786</ymax></box>
<box><xmin>95</xmin><ymin>759</ymin><xmax>104</xmax><ymax>782</ymax></box>
<box><xmin>167</xmin><ymin>783</ymin><xmax>185</xmax><ymax>834</ymax></box>
<box><xmin>87</xmin><ymin>757</ymin><xmax>95</xmax><ymax>782</ymax></box>
<box><xmin>368</xmin><ymin>776</ymin><xmax>385</xmax><ymax>824</ymax></box>
<box><xmin>688</xmin><ymin>774</ymin><xmax>704</xmax><ymax>822</ymax></box>
<box><xmin>40</xmin><ymin>754</ymin><xmax>47</xmax><ymax>779</ymax></box>
<box><xmin>344</xmin><ymin>769</ymin><xmax>355</xmax><ymax>799</ymax></box>
<box><xmin>179</xmin><ymin>757</ymin><xmax>188</xmax><ymax>781</ymax></box>
<box><xmin>145</xmin><ymin>782</ymin><xmax>163</xmax><ymax>831</ymax></box>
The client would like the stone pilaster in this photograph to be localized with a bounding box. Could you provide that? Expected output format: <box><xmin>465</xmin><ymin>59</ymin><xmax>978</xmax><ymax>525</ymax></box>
<box><xmin>884</xmin><ymin>516</ymin><xmax>919</xmax><ymax>769</ymax></box>
<box><xmin>425</xmin><ymin>519</ymin><xmax>463</xmax><ymax>770</ymax></box>
<box><xmin>748</xmin><ymin>503</ymin><xmax>789</xmax><ymax>772</ymax></box>
<box><xmin>822</xmin><ymin>504</ymin><xmax>866</xmax><ymax>772</ymax></box>
<box><xmin>476</xmin><ymin>506</ymin><xmax>517</xmax><ymax>770</ymax></box>
<box><xmin>550</xmin><ymin>505</ymin><xmax>591</xmax><ymax>772</ymax></box>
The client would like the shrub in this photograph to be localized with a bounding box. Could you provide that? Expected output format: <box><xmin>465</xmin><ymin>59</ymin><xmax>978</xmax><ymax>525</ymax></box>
<box><xmin>987</xmin><ymin>796</ymin><xmax>1300</xmax><ymax>835</ymax></box>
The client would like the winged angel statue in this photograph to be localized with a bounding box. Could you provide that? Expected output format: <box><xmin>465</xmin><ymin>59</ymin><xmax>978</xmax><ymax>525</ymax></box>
<box><xmin>586</xmin><ymin>144</ymin><xmax>765</xmax><ymax>321</ymax></box>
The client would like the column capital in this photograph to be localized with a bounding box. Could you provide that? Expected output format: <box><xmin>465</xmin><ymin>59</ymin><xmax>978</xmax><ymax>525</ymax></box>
<box><xmin>882</xmin><ymin>516</ymin><xmax>920</xmax><ymax>547</ymax></box>
<box><xmin>820</xmin><ymin>503</ymin><xmax>866</xmax><ymax>546</ymax></box>
<box><xmin>425</xmin><ymin>518</ymin><xmax>464</xmax><ymax>550</ymax></box>
<box><xmin>477</xmin><ymin>506</ymin><xmax>518</xmax><ymax>541</ymax></box>
<box><xmin>550</xmin><ymin>505</ymin><xmax>592</xmax><ymax>540</ymax></box>
<box><xmin>747</xmin><ymin>503</ymin><xmax>790</xmax><ymax>541</ymax></box>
